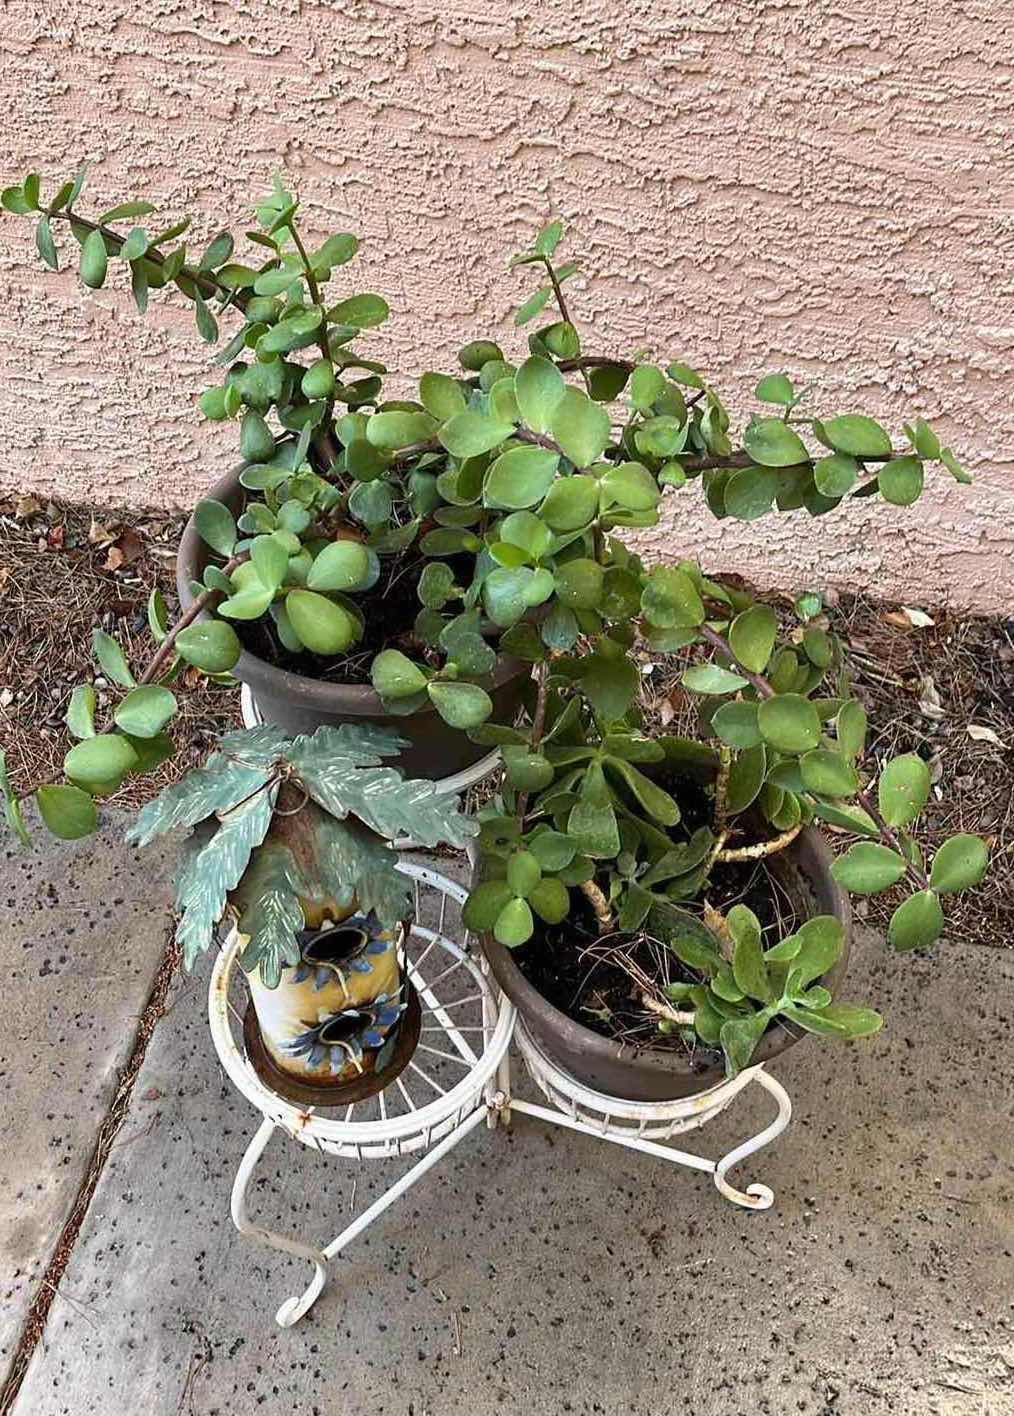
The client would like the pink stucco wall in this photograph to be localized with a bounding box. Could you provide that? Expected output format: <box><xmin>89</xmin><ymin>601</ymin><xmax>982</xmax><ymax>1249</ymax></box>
<box><xmin>2</xmin><ymin>1</ymin><xmax>1012</xmax><ymax>609</ymax></box>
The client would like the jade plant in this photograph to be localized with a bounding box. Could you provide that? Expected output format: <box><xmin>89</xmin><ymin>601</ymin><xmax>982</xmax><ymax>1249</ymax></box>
<box><xmin>1</xmin><ymin>166</ymin><xmax>990</xmax><ymax>1076</ymax></box>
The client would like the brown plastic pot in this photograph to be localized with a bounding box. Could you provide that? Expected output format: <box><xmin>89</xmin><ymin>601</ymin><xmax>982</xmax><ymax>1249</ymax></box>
<box><xmin>482</xmin><ymin>825</ymin><xmax>852</xmax><ymax>1103</ymax></box>
<box><xmin>177</xmin><ymin>464</ymin><xmax>530</xmax><ymax>780</ymax></box>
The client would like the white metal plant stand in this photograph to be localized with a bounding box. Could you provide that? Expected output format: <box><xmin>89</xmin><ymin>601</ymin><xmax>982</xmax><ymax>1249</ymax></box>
<box><xmin>208</xmin><ymin>862</ymin><xmax>515</xmax><ymax>1327</ymax></box>
<box><xmin>506</xmin><ymin>1017</ymin><xmax>792</xmax><ymax>1211</ymax></box>
<box><xmin>210</xmin><ymin>857</ymin><xmax>795</xmax><ymax>1327</ymax></box>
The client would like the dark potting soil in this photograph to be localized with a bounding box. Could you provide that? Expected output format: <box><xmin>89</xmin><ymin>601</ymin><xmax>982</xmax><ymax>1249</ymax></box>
<box><xmin>514</xmin><ymin>775</ymin><xmax>801</xmax><ymax>1064</ymax></box>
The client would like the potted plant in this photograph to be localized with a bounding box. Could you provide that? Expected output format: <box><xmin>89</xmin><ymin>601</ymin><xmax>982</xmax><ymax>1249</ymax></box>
<box><xmin>1</xmin><ymin>167</ymin><xmax>531</xmax><ymax>780</ymax></box>
<box><xmin>434</xmin><ymin>230</ymin><xmax>986</xmax><ymax>1101</ymax></box>
<box><xmin>2</xmin><ymin>170</ymin><xmax>990</xmax><ymax>1112</ymax></box>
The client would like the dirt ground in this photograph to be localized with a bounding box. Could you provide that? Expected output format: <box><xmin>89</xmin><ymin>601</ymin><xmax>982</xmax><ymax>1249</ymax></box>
<box><xmin>1</xmin><ymin>493</ymin><xmax>1010</xmax><ymax>947</ymax></box>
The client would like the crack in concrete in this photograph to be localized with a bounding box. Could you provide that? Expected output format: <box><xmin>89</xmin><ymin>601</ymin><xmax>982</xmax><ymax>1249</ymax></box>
<box><xmin>0</xmin><ymin>926</ymin><xmax>181</xmax><ymax>1416</ymax></box>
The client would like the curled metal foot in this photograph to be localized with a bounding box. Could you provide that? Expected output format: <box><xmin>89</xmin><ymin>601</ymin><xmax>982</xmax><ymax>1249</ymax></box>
<box><xmin>275</xmin><ymin>1274</ymin><xmax>327</xmax><ymax>1328</ymax></box>
<box><xmin>712</xmin><ymin>1069</ymin><xmax>792</xmax><ymax>1211</ymax></box>
<box><xmin>231</xmin><ymin>1119</ymin><xmax>329</xmax><ymax>1327</ymax></box>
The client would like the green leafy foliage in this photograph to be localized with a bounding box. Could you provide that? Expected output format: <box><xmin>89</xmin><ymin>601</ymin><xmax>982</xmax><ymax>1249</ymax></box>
<box><xmin>64</xmin><ymin>735</ymin><xmax>139</xmax><ymax>794</ymax></box>
<box><xmin>36</xmin><ymin>784</ymin><xmax>98</xmax><ymax>840</ymax></box>
<box><xmin>666</xmin><ymin>906</ymin><xmax>880</xmax><ymax>1076</ymax></box>
<box><xmin>744</xmin><ymin>418</ymin><xmax>808</xmax><ymax>467</ymax></box>
<box><xmin>1</xmin><ymin>190</ymin><xmax>988</xmax><ymax>1073</ymax></box>
<box><xmin>175</xmin><ymin>621</ymin><xmax>242</xmax><ymax>673</ymax></box>
<box><xmin>757</xmin><ymin>694</ymin><xmax>821</xmax><ymax>753</ymax></box>
<box><xmin>831</xmin><ymin>842</ymin><xmax>907</xmax><ymax>894</ymax></box>
<box><xmin>878</xmin><ymin>754</ymin><xmax>930</xmax><ymax>827</ymax></box>
<box><xmin>929</xmin><ymin>835</ymin><xmax>989</xmax><ymax>893</ymax></box>
<box><xmin>113</xmin><ymin>686</ymin><xmax>177</xmax><ymax>739</ymax></box>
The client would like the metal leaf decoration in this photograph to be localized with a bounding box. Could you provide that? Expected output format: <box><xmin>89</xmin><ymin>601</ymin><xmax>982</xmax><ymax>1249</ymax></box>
<box><xmin>130</xmin><ymin>722</ymin><xmax>473</xmax><ymax>982</ymax></box>
<box><xmin>295</xmin><ymin>755</ymin><xmax>478</xmax><ymax>848</ymax></box>
<box><xmin>172</xmin><ymin>782</ymin><xmax>277</xmax><ymax>967</ymax></box>
<box><xmin>234</xmin><ymin>843</ymin><xmax>306</xmax><ymax>988</ymax></box>
<box><xmin>312</xmin><ymin>814</ymin><xmax>411</xmax><ymax>927</ymax></box>
<box><xmin>291</xmin><ymin>723</ymin><xmax>408</xmax><ymax>764</ymax></box>
<box><xmin>126</xmin><ymin>758</ymin><xmax>271</xmax><ymax>847</ymax></box>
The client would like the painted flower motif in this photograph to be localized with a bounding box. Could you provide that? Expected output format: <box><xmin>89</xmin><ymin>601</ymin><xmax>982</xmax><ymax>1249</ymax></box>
<box><xmin>284</xmin><ymin>991</ymin><xmax>407</xmax><ymax>1075</ymax></box>
<box><xmin>291</xmin><ymin>912</ymin><xmax>394</xmax><ymax>993</ymax></box>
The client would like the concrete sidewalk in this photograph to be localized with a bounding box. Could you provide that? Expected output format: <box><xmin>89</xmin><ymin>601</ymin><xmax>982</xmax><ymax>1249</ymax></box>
<box><xmin>0</xmin><ymin>814</ymin><xmax>177</xmax><ymax>1369</ymax></box>
<box><xmin>2</xmin><ymin>835</ymin><xmax>1013</xmax><ymax>1414</ymax></box>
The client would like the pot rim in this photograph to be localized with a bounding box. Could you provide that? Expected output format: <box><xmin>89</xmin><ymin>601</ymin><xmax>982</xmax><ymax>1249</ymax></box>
<box><xmin>482</xmin><ymin>823</ymin><xmax>852</xmax><ymax>1083</ymax></box>
<box><xmin>177</xmin><ymin>461</ymin><xmax>526</xmax><ymax>715</ymax></box>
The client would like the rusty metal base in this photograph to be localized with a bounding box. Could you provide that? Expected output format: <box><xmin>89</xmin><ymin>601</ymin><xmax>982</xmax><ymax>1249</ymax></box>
<box><xmin>242</xmin><ymin>983</ymin><xmax>422</xmax><ymax>1108</ymax></box>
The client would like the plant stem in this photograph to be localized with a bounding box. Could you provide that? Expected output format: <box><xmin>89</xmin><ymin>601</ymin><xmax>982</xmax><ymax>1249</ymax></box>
<box><xmin>137</xmin><ymin>552</ymin><xmax>248</xmax><ymax>685</ymax></box>
<box><xmin>640</xmin><ymin>992</ymin><xmax>695</xmax><ymax>1027</ymax></box>
<box><xmin>49</xmin><ymin>207</ymin><xmax>242</xmax><ymax>308</ymax></box>
<box><xmin>698</xmin><ymin>622</ymin><xmax>931</xmax><ymax>890</ymax></box>
<box><xmin>515</xmin><ymin>660</ymin><xmax>551</xmax><ymax>829</ymax></box>
<box><xmin>699</xmin><ymin>623</ymin><xmax>772</xmax><ymax>699</ymax></box>
<box><xmin>287</xmin><ymin>222</ymin><xmax>340</xmax><ymax>467</ymax></box>
<box><xmin>716</xmin><ymin>823</ymin><xmax>803</xmax><ymax>861</ymax></box>
<box><xmin>702</xmin><ymin>829</ymin><xmax>730</xmax><ymax>879</ymax></box>
<box><xmin>393</xmin><ymin>431</ymin><xmax>892</xmax><ymax>484</ymax></box>
<box><xmin>714</xmin><ymin>744</ymin><xmax>732</xmax><ymax>825</ymax></box>
<box><xmin>557</xmin><ymin>355</ymin><xmax>634</xmax><ymax>375</ymax></box>
<box><xmin>542</xmin><ymin>257</ymin><xmax>592</xmax><ymax>395</ymax></box>
<box><xmin>580</xmin><ymin>878</ymin><xmax>614</xmax><ymax>933</ymax></box>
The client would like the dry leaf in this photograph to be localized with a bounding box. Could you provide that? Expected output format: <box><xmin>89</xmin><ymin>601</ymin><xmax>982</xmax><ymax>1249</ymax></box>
<box><xmin>967</xmin><ymin>724</ymin><xmax>1006</xmax><ymax>748</ymax></box>
<box><xmin>102</xmin><ymin>528</ymin><xmax>144</xmax><ymax>573</ymax></box>
<box><xmin>703</xmin><ymin>900</ymin><xmax>733</xmax><ymax>957</ymax></box>
<box><xmin>88</xmin><ymin>516</ymin><xmax>118</xmax><ymax>546</ymax></box>
<box><xmin>901</xmin><ymin>606</ymin><xmax>935</xmax><ymax>628</ymax></box>
<box><xmin>46</xmin><ymin>525</ymin><xmax>66</xmax><ymax>550</ymax></box>
<box><xmin>114</xmin><ymin>527</ymin><xmax>144</xmax><ymax>566</ymax></box>
<box><xmin>884</xmin><ymin>607</ymin><xmax>934</xmax><ymax>630</ymax></box>
<box><xmin>15</xmin><ymin>494</ymin><xmax>42</xmax><ymax>520</ymax></box>
<box><xmin>918</xmin><ymin>675</ymin><xmax>946</xmax><ymax>721</ymax></box>
<box><xmin>657</xmin><ymin>699</ymin><xmax>675</xmax><ymax>726</ymax></box>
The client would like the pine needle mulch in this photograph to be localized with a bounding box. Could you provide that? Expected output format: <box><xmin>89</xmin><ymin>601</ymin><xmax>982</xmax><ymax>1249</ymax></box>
<box><xmin>0</xmin><ymin>495</ymin><xmax>240</xmax><ymax>807</ymax></box>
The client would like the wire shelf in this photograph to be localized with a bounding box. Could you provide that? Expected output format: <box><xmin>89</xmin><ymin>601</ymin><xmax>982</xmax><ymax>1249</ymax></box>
<box><xmin>208</xmin><ymin>862</ymin><xmax>515</xmax><ymax>1161</ymax></box>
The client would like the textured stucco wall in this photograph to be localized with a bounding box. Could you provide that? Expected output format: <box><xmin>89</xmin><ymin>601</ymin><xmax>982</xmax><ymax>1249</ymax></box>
<box><xmin>2</xmin><ymin>1</ymin><xmax>1013</xmax><ymax>609</ymax></box>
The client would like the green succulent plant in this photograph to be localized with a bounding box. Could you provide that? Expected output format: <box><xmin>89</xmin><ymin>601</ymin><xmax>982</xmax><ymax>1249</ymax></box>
<box><xmin>663</xmin><ymin>908</ymin><xmax>881</xmax><ymax>1078</ymax></box>
<box><xmin>1</xmin><ymin>167</ymin><xmax>990</xmax><ymax>1076</ymax></box>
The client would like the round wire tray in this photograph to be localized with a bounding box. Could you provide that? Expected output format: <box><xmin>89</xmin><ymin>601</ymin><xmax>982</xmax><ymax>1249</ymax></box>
<box><xmin>514</xmin><ymin>1015</ymin><xmax>761</xmax><ymax>1140</ymax></box>
<box><xmin>208</xmin><ymin>861</ymin><xmax>515</xmax><ymax>1161</ymax></box>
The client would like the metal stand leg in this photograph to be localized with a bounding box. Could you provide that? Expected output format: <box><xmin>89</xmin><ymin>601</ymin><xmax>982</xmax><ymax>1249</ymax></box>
<box><xmin>713</xmin><ymin>1068</ymin><xmax>792</xmax><ymax>1211</ymax></box>
<box><xmin>230</xmin><ymin>1119</ymin><xmax>330</xmax><ymax>1327</ymax></box>
<box><xmin>494</xmin><ymin>1048</ymin><xmax>512</xmax><ymax>1128</ymax></box>
<box><xmin>506</xmin><ymin>1016</ymin><xmax>795</xmax><ymax>1214</ymax></box>
<box><xmin>317</xmin><ymin>1106</ymin><xmax>488</xmax><ymax>1266</ymax></box>
<box><xmin>232</xmin><ymin>1109</ymin><xmax>490</xmax><ymax>1328</ymax></box>
<box><xmin>212</xmin><ymin>864</ymin><xmax>517</xmax><ymax>1328</ymax></box>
